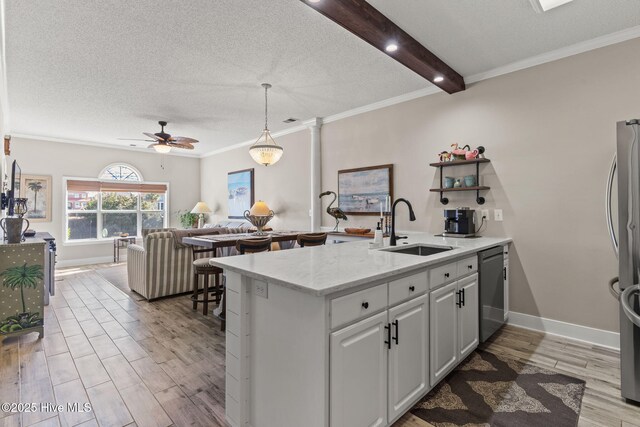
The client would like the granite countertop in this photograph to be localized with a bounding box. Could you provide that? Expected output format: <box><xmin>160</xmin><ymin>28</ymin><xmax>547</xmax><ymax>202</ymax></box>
<box><xmin>210</xmin><ymin>233</ymin><xmax>512</xmax><ymax>296</ymax></box>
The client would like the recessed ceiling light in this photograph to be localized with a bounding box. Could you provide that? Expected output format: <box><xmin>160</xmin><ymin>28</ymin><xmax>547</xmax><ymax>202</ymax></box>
<box><xmin>385</xmin><ymin>43</ymin><xmax>398</xmax><ymax>53</ymax></box>
<box><xmin>529</xmin><ymin>0</ymin><xmax>574</xmax><ymax>13</ymax></box>
<box><xmin>308</xmin><ymin>0</ymin><xmax>321</xmax><ymax>3</ymax></box>
<box><xmin>433</xmin><ymin>76</ymin><xmax>444</xmax><ymax>83</ymax></box>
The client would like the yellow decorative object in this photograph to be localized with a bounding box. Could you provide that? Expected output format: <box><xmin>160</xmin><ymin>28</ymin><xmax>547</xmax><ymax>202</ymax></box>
<box><xmin>250</xmin><ymin>201</ymin><xmax>271</xmax><ymax>216</ymax></box>
<box><xmin>244</xmin><ymin>201</ymin><xmax>275</xmax><ymax>235</ymax></box>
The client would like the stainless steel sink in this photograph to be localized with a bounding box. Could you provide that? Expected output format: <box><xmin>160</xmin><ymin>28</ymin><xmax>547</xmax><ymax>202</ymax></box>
<box><xmin>383</xmin><ymin>244</ymin><xmax>453</xmax><ymax>256</ymax></box>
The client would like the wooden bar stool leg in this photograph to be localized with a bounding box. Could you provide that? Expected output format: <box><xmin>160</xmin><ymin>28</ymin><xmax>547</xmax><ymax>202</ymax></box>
<box><xmin>203</xmin><ymin>273</ymin><xmax>209</xmax><ymax>316</ymax></box>
<box><xmin>192</xmin><ymin>273</ymin><xmax>199</xmax><ymax>310</ymax></box>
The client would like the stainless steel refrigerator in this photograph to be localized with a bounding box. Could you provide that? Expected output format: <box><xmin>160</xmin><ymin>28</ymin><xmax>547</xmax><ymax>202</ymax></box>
<box><xmin>606</xmin><ymin>119</ymin><xmax>640</xmax><ymax>403</ymax></box>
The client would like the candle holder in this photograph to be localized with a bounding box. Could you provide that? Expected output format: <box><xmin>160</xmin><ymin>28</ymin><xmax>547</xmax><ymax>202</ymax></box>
<box><xmin>244</xmin><ymin>210</ymin><xmax>275</xmax><ymax>235</ymax></box>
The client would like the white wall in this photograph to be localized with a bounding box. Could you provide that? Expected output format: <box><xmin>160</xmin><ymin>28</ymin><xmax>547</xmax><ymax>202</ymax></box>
<box><xmin>10</xmin><ymin>137</ymin><xmax>201</xmax><ymax>263</ymax></box>
<box><xmin>200</xmin><ymin>131</ymin><xmax>311</xmax><ymax>231</ymax></box>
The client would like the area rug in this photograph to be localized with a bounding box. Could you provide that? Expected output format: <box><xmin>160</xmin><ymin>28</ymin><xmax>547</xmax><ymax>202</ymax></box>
<box><xmin>95</xmin><ymin>264</ymin><xmax>145</xmax><ymax>301</ymax></box>
<box><xmin>411</xmin><ymin>350</ymin><xmax>585</xmax><ymax>427</ymax></box>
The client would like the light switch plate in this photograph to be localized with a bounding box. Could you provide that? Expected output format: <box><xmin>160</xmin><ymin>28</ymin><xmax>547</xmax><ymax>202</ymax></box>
<box><xmin>494</xmin><ymin>209</ymin><xmax>503</xmax><ymax>221</ymax></box>
<box><xmin>255</xmin><ymin>281</ymin><xmax>268</xmax><ymax>299</ymax></box>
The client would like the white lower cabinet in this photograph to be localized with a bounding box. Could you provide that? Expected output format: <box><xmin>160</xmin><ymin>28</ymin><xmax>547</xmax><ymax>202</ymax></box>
<box><xmin>429</xmin><ymin>281</ymin><xmax>458</xmax><ymax>387</ymax></box>
<box><xmin>330</xmin><ymin>311</ymin><xmax>388</xmax><ymax>427</ymax></box>
<box><xmin>430</xmin><ymin>273</ymin><xmax>479</xmax><ymax>387</ymax></box>
<box><xmin>388</xmin><ymin>294</ymin><xmax>429</xmax><ymax>421</ymax></box>
<box><xmin>458</xmin><ymin>274</ymin><xmax>479</xmax><ymax>359</ymax></box>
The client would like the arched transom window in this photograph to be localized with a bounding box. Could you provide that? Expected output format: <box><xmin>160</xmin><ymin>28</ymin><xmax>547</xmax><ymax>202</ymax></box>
<box><xmin>99</xmin><ymin>164</ymin><xmax>142</xmax><ymax>182</ymax></box>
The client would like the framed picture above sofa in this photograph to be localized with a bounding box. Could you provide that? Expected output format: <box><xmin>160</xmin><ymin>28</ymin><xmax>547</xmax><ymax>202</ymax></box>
<box><xmin>228</xmin><ymin>168</ymin><xmax>254</xmax><ymax>219</ymax></box>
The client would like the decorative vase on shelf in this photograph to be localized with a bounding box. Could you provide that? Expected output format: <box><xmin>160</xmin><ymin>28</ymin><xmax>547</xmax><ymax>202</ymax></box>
<box><xmin>244</xmin><ymin>201</ymin><xmax>274</xmax><ymax>236</ymax></box>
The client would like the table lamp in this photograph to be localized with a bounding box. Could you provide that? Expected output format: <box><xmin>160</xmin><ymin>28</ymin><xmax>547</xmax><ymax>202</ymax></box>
<box><xmin>191</xmin><ymin>202</ymin><xmax>212</xmax><ymax>229</ymax></box>
<box><xmin>244</xmin><ymin>200</ymin><xmax>275</xmax><ymax>235</ymax></box>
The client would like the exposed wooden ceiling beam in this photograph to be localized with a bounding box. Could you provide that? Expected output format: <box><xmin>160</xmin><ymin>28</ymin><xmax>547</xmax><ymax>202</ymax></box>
<box><xmin>301</xmin><ymin>0</ymin><xmax>465</xmax><ymax>94</ymax></box>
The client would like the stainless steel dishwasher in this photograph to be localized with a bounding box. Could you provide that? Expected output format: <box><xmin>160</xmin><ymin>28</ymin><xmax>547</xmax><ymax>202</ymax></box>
<box><xmin>479</xmin><ymin>246</ymin><xmax>505</xmax><ymax>341</ymax></box>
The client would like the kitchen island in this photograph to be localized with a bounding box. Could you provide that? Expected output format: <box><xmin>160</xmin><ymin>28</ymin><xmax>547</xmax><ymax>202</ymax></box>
<box><xmin>210</xmin><ymin>233</ymin><xmax>512</xmax><ymax>427</ymax></box>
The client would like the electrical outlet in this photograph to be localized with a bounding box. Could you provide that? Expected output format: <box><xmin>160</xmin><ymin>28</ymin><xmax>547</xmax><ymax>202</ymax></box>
<box><xmin>481</xmin><ymin>209</ymin><xmax>489</xmax><ymax>220</ymax></box>
<box><xmin>255</xmin><ymin>281</ymin><xmax>268</xmax><ymax>299</ymax></box>
<box><xmin>494</xmin><ymin>209</ymin><xmax>503</xmax><ymax>221</ymax></box>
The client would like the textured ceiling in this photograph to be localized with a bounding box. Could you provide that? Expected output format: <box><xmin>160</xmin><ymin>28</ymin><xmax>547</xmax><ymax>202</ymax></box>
<box><xmin>4</xmin><ymin>0</ymin><xmax>640</xmax><ymax>155</ymax></box>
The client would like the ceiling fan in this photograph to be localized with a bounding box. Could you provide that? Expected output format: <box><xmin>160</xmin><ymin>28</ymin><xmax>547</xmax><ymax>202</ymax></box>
<box><xmin>119</xmin><ymin>121</ymin><xmax>199</xmax><ymax>153</ymax></box>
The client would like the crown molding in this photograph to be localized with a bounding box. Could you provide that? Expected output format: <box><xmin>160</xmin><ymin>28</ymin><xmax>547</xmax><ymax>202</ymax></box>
<box><xmin>465</xmin><ymin>24</ymin><xmax>640</xmax><ymax>84</ymax></box>
<box><xmin>200</xmin><ymin>122</ymin><xmax>308</xmax><ymax>158</ymax></box>
<box><xmin>10</xmin><ymin>25</ymin><xmax>640</xmax><ymax>160</ymax></box>
<box><xmin>11</xmin><ymin>133</ymin><xmax>201</xmax><ymax>158</ymax></box>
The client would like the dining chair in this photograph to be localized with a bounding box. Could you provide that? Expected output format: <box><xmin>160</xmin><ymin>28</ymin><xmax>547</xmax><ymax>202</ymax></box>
<box><xmin>297</xmin><ymin>232</ymin><xmax>328</xmax><ymax>247</ymax></box>
<box><xmin>235</xmin><ymin>236</ymin><xmax>273</xmax><ymax>255</ymax></box>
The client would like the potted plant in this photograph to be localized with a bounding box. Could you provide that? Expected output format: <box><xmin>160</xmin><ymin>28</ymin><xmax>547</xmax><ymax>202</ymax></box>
<box><xmin>178</xmin><ymin>210</ymin><xmax>199</xmax><ymax>229</ymax></box>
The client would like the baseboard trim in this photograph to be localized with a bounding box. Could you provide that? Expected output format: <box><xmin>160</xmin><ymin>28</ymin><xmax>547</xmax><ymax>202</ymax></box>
<box><xmin>56</xmin><ymin>256</ymin><xmax>121</xmax><ymax>268</ymax></box>
<box><xmin>507</xmin><ymin>311</ymin><xmax>620</xmax><ymax>351</ymax></box>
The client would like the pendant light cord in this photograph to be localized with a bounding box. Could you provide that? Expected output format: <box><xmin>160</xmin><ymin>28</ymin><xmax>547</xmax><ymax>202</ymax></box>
<box><xmin>264</xmin><ymin>84</ymin><xmax>268</xmax><ymax>130</ymax></box>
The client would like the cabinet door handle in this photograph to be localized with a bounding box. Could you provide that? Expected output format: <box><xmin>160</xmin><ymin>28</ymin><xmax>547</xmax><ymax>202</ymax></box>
<box><xmin>445</xmin><ymin>273</ymin><xmax>450</xmax><ymax>279</ymax></box>
<box><xmin>384</xmin><ymin>323</ymin><xmax>391</xmax><ymax>349</ymax></box>
<box><xmin>362</xmin><ymin>301</ymin><xmax>369</xmax><ymax>309</ymax></box>
<box><xmin>504</xmin><ymin>267</ymin><xmax>507</xmax><ymax>280</ymax></box>
<box><xmin>392</xmin><ymin>320</ymin><xmax>399</xmax><ymax>345</ymax></box>
<box><xmin>468</xmin><ymin>264</ymin><xmax>473</xmax><ymax>270</ymax></box>
<box><xmin>409</xmin><ymin>285</ymin><xmax>415</xmax><ymax>292</ymax></box>
<box><xmin>456</xmin><ymin>290</ymin><xmax>462</xmax><ymax>308</ymax></box>
<box><xmin>461</xmin><ymin>288</ymin><xmax>465</xmax><ymax>306</ymax></box>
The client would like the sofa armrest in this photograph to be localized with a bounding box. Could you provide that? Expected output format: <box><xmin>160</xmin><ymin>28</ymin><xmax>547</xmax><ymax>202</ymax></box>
<box><xmin>127</xmin><ymin>244</ymin><xmax>147</xmax><ymax>298</ymax></box>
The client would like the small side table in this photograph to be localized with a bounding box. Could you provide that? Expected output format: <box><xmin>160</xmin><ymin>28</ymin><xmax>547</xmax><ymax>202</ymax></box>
<box><xmin>114</xmin><ymin>236</ymin><xmax>136</xmax><ymax>263</ymax></box>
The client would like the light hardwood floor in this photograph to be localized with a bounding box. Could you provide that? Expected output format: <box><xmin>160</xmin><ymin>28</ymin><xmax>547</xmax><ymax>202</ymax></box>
<box><xmin>0</xmin><ymin>264</ymin><xmax>638</xmax><ymax>427</ymax></box>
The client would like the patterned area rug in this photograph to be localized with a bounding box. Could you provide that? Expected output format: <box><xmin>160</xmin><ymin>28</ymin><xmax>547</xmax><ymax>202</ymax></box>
<box><xmin>411</xmin><ymin>350</ymin><xmax>585</xmax><ymax>427</ymax></box>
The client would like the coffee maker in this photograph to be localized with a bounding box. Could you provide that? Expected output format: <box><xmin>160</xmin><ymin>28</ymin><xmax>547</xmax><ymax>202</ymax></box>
<box><xmin>443</xmin><ymin>208</ymin><xmax>476</xmax><ymax>237</ymax></box>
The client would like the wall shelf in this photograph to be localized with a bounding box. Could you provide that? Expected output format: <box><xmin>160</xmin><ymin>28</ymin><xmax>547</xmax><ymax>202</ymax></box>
<box><xmin>430</xmin><ymin>158</ymin><xmax>491</xmax><ymax>205</ymax></box>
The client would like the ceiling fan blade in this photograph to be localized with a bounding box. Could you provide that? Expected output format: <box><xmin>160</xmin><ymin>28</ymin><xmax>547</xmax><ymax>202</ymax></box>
<box><xmin>118</xmin><ymin>138</ymin><xmax>155</xmax><ymax>142</ymax></box>
<box><xmin>143</xmin><ymin>132</ymin><xmax>163</xmax><ymax>141</ymax></box>
<box><xmin>169</xmin><ymin>136</ymin><xmax>199</xmax><ymax>144</ymax></box>
<box><xmin>168</xmin><ymin>142</ymin><xmax>194</xmax><ymax>150</ymax></box>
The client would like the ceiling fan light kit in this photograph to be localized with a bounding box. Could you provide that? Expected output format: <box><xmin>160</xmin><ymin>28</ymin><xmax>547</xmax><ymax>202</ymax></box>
<box><xmin>121</xmin><ymin>120</ymin><xmax>199</xmax><ymax>154</ymax></box>
<box><xmin>153</xmin><ymin>143</ymin><xmax>172</xmax><ymax>154</ymax></box>
<box><xmin>249</xmin><ymin>83</ymin><xmax>284</xmax><ymax>166</ymax></box>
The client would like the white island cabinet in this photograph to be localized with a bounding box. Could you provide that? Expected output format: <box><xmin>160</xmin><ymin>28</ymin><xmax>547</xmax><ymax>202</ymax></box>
<box><xmin>211</xmin><ymin>234</ymin><xmax>511</xmax><ymax>427</ymax></box>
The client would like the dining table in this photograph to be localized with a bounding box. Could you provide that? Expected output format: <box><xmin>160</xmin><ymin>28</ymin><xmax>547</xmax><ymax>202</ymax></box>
<box><xmin>181</xmin><ymin>231</ymin><xmax>304</xmax><ymax>257</ymax></box>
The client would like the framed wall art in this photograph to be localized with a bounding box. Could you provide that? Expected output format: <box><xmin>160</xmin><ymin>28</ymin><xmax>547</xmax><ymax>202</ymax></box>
<box><xmin>338</xmin><ymin>164</ymin><xmax>393</xmax><ymax>215</ymax></box>
<box><xmin>227</xmin><ymin>168</ymin><xmax>255</xmax><ymax>219</ymax></box>
<box><xmin>21</xmin><ymin>174</ymin><xmax>52</xmax><ymax>222</ymax></box>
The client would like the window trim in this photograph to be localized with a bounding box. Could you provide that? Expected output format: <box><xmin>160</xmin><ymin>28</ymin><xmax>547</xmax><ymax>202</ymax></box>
<box><xmin>62</xmin><ymin>176</ymin><xmax>170</xmax><ymax>245</ymax></box>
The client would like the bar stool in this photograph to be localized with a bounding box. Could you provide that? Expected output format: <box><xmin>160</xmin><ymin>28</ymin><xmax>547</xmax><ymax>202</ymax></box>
<box><xmin>191</xmin><ymin>245</ymin><xmax>223</xmax><ymax>316</ymax></box>
<box><xmin>297</xmin><ymin>232</ymin><xmax>328</xmax><ymax>247</ymax></box>
<box><xmin>218</xmin><ymin>237</ymin><xmax>273</xmax><ymax>331</ymax></box>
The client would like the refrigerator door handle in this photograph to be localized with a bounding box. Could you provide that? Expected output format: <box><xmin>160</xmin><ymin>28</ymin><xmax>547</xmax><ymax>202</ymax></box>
<box><xmin>621</xmin><ymin>284</ymin><xmax>640</xmax><ymax>328</ymax></box>
<box><xmin>609</xmin><ymin>277</ymin><xmax>620</xmax><ymax>300</ymax></box>
<box><xmin>606</xmin><ymin>153</ymin><xmax>618</xmax><ymax>258</ymax></box>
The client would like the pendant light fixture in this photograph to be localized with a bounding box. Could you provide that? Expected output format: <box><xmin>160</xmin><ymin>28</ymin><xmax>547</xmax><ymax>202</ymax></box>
<box><xmin>249</xmin><ymin>83</ymin><xmax>283</xmax><ymax>166</ymax></box>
